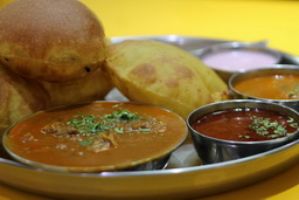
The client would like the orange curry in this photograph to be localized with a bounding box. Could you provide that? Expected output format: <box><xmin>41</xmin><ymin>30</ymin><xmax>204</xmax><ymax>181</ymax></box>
<box><xmin>234</xmin><ymin>74</ymin><xmax>299</xmax><ymax>100</ymax></box>
<box><xmin>4</xmin><ymin>102</ymin><xmax>187</xmax><ymax>171</ymax></box>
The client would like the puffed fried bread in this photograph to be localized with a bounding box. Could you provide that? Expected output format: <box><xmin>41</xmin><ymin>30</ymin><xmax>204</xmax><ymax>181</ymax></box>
<box><xmin>0</xmin><ymin>0</ymin><xmax>107</xmax><ymax>82</ymax></box>
<box><xmin>106</xmin><ymin>40</ymin><xmax>228</xmax><ymax>118</ymax></box>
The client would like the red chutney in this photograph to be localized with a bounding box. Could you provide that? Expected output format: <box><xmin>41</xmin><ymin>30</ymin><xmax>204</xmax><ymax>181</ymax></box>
<box><xmin>192</xmin><ymin>108</ymin><xmax>298</xmax><ymax>141</ymax></box>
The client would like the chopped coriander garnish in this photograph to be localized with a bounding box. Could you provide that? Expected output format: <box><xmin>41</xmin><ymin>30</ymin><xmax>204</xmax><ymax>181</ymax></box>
<box><xmin>65</xmin><ymin>109</ymin><xmax>166</xmax><ymax>139</ymax></box>
<box><xmin>67</xmin><ymin>110</ymin><xmax>141</xmax><ymax>135</ymax></box>
<box><xmin>79</xmin><ymin>139</ymin><xmax>93</xmax><ymax>147</ymax></box>
<box><xmin>287</xmin><ymin>117</ymin><xmax>295</xmax><ymax>123</ymax></box>
<box><xmin>104</xmin><ymin>110</ymin><xmax>139</xmax><ymax>121</ymax></box>
<box><xmin>67</xmin><ymin>115</ymin><xmax>109</xmax><ymax>135</ymax></box>
<box><xmin>287</xmin><ymin>117</ymin><xmax>298</xmax><ymax>128</ymax></box>
<box><xmin>43</xmin><ymin>108</ymin><xmax>167</xmax><ymax>152</ymax></box>
<box><xmin>139</xmin><ymin>128</ymin><xmax>151</xmax><ymax>132</ymax></box>
<box><xmin>249</xmin><ymin>116</ymin><xmax>287</xmax><ymax>138</ymax></box>
<box><xmin>290</xmin><ymin>123</ymin><xmax>298</xmax><ymax>129</ymax></box>
<box><xmin>114</xmin><ymin>127</ymin><xmax>124</xmax><ymax>134</ymax></box>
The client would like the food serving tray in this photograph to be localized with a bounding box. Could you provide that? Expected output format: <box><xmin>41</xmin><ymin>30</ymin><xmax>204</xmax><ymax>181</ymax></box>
<box><xmin>1</xmin><ymin>35</ymin><xmax>299</xmax><ymax>199</ymax></box>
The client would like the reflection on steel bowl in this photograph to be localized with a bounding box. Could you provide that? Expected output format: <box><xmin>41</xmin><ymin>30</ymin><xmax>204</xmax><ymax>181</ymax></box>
<box><xmin>192</xmin><ymin>42</ymin><xmax>282</xmax><ymax>81</ymax></box>
<box><xmin>229</xmin><ymin>65</ymin><xmax>299</xmax><ymax>111</ymax></box>
<box><xmin>187</xmin><ymin>100</ymin><xmax>299</xmax><ymax>164</ymax></box>
<box><xmin>2</xmin><ymin>101</ymin><xmax>188</xmax><ymax>172</ymax></box>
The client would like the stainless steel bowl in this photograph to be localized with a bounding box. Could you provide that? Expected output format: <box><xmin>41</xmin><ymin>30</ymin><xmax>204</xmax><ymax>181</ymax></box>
<box><xmin>229</xmin><ymin>65</ymin><xmax>299</xmax><ymax>111</ymax></box>
<box><xmin>192</xmin><ymin>42</ymin><xmax>282</xmax><ymax>81</ymax></box>
<box><xmin>187</xmin><ymin>100</ymin><xmax>299</xmax><ymax>164</ymax></box>
<box><xmin>2</xmin><ymin>101</ymin><xmax>188</xmax><ymax>172</ymax></box>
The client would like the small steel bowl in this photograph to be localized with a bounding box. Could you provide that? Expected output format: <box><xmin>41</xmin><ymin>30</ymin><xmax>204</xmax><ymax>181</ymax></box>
<box><xmin>192</xmin><ymin>42</ymin><xmax>282</xmax><ymax>82</ymax></box>
<box><xmin>187</xmin><ymin>100</ymin><xmax>299</xmax><ymax>164</ymax></box>
<box><xmin>229</xmin><ymin>65</ymin><xmax>299</xmax><ymax>111</ymax></box>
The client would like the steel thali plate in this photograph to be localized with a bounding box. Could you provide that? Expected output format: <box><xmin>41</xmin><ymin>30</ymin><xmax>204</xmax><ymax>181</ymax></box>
<box><xmin>1</xmin><ymin>35</ymin><xmax>299</xmax><ymax>199</ymax></box>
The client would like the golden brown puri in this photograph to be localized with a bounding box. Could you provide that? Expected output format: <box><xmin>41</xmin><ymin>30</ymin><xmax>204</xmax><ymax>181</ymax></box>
<box><xmin>40</xmin><ymin>66</ymin><xmax>113</xmax><ymax>107</ymax></box>
<box><xmin>106</xmin><ymin>40</ymin><xmax>228</xmax><ymax>118</ymax></box>
<box><xmin>0</xmin><ymin>66</ymin><xmax>49</xmax><ymax>133</ymax></box>
<box><xmin>0</xmin><ymin>0</ymin><xmax>106</xmax><ymax>82</ymax></box>
<box><xmin>0</xmin><ymin>64</ymin><xmax>112</xmax><ymax>132</ymax></box>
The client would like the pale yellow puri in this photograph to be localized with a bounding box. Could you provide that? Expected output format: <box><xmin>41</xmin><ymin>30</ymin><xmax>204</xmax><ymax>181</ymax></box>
<box><xmin>106</xmin><ymin>40</ymin><xmax>228</xmax><ymax>118</ymax></box>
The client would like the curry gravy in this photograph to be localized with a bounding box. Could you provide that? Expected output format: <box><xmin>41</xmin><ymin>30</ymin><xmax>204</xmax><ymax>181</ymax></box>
<box><xmin>192</xmin><ymin>108</ymin><xmax>297</xmax><ymax>141</ymax></box>
<box><xmin>234</xmin><ymin>74</ymin><xmax>299</xmax><ymax>100</ymax></box>
<box><xmin>5</xmin><ymin>102</ymin><xmax>187</xmax><ymax>171</ymax></box>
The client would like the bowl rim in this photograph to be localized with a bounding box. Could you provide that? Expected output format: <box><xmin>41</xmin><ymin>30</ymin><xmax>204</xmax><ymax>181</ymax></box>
<box><xmin>229</xmin><ymin>65</ymin><xmax>299</xmax><ymax>103</ymax></box>
<box><xmin>187</xmin><ymin>99</ymin><xmax>299</xmax><ymax>145</ymax></box>
<box><xmin>2</xmin><ymin>101</ymin><xmax>188</xmax><ymax>172</ymax></box>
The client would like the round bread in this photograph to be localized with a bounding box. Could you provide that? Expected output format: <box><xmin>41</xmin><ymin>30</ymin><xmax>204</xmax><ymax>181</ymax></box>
<box><xmin>0</xmin><ymin>65</ymin><xmax>49</xmax><ymax>133</ymax></box>
<box><xmin>106</xmin><ymin>40</ymin><xmax>228</xmax><ymax>118</ymax></box>
<box><xmin>40</xmin><ymin>66</ymin><xmax>113</xmax><ymax>107</ymax></box>
<box><xmin>0</xmin><ymin>0</ymin><xmax>106</xmax><ymax>82</ymax></box>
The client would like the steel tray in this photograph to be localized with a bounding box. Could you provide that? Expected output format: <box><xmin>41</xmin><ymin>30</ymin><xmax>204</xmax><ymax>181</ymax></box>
<box><xmin>1</xmin><ymin>35</ymin><xmax>299</xmax><ymax>199</ymax></box>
